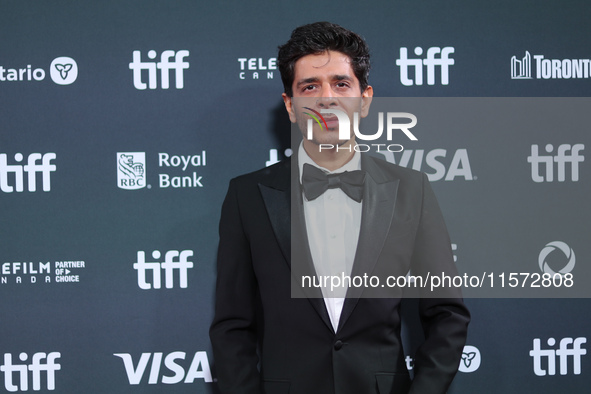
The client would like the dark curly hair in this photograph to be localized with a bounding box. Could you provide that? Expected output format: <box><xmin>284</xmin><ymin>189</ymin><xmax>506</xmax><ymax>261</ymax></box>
<box><xmin>278</xmin><ymin>22</ymin><xmax>371</xmax><ymax>97</ymax></box>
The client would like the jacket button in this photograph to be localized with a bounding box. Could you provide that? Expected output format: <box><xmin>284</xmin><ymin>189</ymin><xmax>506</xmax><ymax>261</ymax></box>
<box><xmin>334</xmin><ymin>340</ymin><xmax>343</xmax><ymax>351</ymax></box>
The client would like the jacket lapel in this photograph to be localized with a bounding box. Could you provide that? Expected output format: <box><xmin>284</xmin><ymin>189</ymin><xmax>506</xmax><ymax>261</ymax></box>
<box><xmin>257</xmin><ymin>160</ymin><xmax>291</xmax><ymax>266</ymax></box>
<box><xmin>337</xmin><ymin>155</ymin><xmax>400</xmax><ymax>332</ymax></box>
<box><xmin>258</xmin><ymin>158</ymin><xmax>334</xmax><ymax>333</ymax></box>
<box><xmin>257</xmin><ymin>154</ymin><xmax>401</xmax><ymax>334</ymax></box>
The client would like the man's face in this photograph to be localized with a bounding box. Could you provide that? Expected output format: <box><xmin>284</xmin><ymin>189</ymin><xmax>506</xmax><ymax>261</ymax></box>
<box><xmin>282</xmin><ymin>50</ymin><xmax>373</xmax><ymax>148</ymax></box>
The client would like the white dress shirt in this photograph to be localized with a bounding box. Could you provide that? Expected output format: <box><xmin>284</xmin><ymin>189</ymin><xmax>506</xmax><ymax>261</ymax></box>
<box><xmin>298</xmin><ymin>143</ymin><xmax>362</xmax><ymax>332</ymax></box>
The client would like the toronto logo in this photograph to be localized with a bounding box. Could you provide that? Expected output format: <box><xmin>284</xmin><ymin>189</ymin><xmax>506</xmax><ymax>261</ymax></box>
<box><xmin>511</xmin><ymin>51</ymin><xmax>591</xmax><ymax>80</ymax></box>
<box><xmin>511</xmin><ymin>51</ymin><xmax>532</xmax><ymax>79</ymax></box>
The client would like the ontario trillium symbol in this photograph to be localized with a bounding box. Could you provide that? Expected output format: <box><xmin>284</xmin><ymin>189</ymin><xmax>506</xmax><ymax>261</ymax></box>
<box><xmin>461</xmin><ymin>351</ymin><xmax>476</xmax><ymax>368</ymax></box>
<box><xmin>54</xmin><ymin>63</ymin><xmax>73</xmax><ymax>80</ymax></box>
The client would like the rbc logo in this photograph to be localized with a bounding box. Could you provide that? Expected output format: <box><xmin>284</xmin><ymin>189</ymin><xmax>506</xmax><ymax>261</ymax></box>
<box><xmin>117</xmin><ymin>152</ymin><xmax>146</xmax><ymax>190</ymax></box>
<box><xmin>129</xmin><ymin>50</ymin><xmax>189</xmax><ymax>90</ymax></box>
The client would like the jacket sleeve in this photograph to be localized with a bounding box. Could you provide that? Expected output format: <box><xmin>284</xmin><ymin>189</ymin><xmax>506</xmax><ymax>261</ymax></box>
<box><xmin>408</xmin><ymin>173</ymin><xmax>471</xmax><ymax>394</ymax></box>
<box><xmin>210</xmin><ymin>179</ymin><xmax>262</xmax><ymax>394</ymax></box>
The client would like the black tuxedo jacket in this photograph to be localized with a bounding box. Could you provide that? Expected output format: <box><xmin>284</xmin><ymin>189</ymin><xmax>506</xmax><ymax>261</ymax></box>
<box><xmin>210</xmin><ymin>154</ymin><xmax>470</xmax><ymax>394</ymax></box>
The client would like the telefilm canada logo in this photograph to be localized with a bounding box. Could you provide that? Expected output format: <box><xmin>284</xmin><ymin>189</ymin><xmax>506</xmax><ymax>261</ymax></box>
<box><xmin>237</xmin><ymin>57</ymin><xmax>276</xmax><ymax>80</ymax></box>
<box><xmin>302</xmin><ymin>107</ymin><xmax>417</xmax><ymax>153</ymax></box>
<box><xmin>1</xmin><ymin>260</ymin><xmax>87</xmax><ymax>285</ymax></box>
<box><xmin>511</xmin><ymin>51</ymin><xmax>591</xmax><ymax>80</ymax></box>
<box><xmin>0</xmin><ymin>56</ymin><xmax>78</xmax><ymax>85</ymax></box>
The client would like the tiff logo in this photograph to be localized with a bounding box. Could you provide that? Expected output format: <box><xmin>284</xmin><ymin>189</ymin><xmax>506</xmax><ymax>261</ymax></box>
<box><xmin>134</xmin><ymin>250</ymin><xmax>193</xmax><ymax>289</ymax></box>
<box><xmin>0</xmin><ymin>153</ymin><xmax>56</xmax><ymax>193</ymax></box>
<box><xmin>0</xmin><ymin>352</ymin><xmax>61</xmax><ymax>391</ymax></box>
<box><xmin>527</xmin><ymin>144</ymin><xmax>584</xmax><ymax>182</ymax></box>
<box><xmin>530</xmin><ymin>337</ymin><xmax>586</xmax><ymax>376</ymax></box>
<box><xmin>129</xmin><ymin>50</ymin><xmax>189</xmax><ymax>90</ymax></box>
<box><xmin>396</xmin><ymin>47</ymin><xmax>455</xmax><ymax>86</ymax></box>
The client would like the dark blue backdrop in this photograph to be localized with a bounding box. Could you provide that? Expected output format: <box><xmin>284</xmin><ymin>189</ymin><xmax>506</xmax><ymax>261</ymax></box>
<box><xmin>1</xmin><ymin>1</ymin><xmax>589</xmax><ymax>392</ymax></box>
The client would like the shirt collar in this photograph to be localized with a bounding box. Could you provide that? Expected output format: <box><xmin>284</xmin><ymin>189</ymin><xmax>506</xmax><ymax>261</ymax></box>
<box><xmin>298</xmin><ymin>142</ymin><xmax>361</xmax><ymax>184</ymax></box>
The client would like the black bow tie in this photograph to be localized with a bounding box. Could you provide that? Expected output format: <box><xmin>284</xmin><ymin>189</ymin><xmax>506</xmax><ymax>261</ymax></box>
<box><xmin>301</xmin><ymin>163</ymin><xmax>365</xmax><ymax>202</ymax></box>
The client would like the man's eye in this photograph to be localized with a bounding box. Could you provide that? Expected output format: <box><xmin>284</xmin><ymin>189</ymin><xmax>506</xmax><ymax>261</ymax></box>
<box><xmin>303</xmin><ymin>85</ymin><xmax>315</xmax><ymax>91</ymax></box>
<box><xmin>336</xmin><ymin>82</ymin><xmax>349</xmax><ymax>88</ymax></box>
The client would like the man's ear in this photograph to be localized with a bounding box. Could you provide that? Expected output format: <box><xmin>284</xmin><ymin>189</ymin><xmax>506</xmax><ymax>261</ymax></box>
<box><xmin>282</xmin><ymin>93</ymin><xmax>297</xmax><ymax>123</ymax></box>
<box><xmin>360</xmin><ymin>85</ymin><xmax>373</xmax><ymax>118</ymax></box>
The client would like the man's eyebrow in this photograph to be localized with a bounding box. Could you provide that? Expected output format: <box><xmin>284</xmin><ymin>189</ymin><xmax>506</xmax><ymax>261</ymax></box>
<box><xmin>295</xmin><ymin>75</ymin><xmax>353</xmax><ymax>87</ymax></box>
<box><xmin>333</xmin><ymin>74</ymin><xmax>353</xmax><ymax>81</ymax></box>
<box><xmin>295</xmin><ymin>77</ymin><xmax>320</xmax><ymax>88</ymax></box>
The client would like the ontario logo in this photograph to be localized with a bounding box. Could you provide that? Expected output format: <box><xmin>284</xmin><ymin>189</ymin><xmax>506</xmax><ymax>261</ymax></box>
<box><xmin>458</xmin><ymin>345</ymin><xmax>481</xmax><ymax>373</ymax></box>
<box><xmin>0</xmin><ymin>56</ymin><xmax>78</xmax><ymax>85</ymax></box>
<box><xmin>302</xmin><ymin>107</ymin><xmax>417</xmax><ymax>153</ymax></box>
<box><xmin>49</xmin><ymin>57</ymin><xmax>78</xmax><ymax>85</ymax></box>
<box><xmin>117</xmin><ymin>152</ymin><xmax>146</xmax><ymax>190</ymax></box>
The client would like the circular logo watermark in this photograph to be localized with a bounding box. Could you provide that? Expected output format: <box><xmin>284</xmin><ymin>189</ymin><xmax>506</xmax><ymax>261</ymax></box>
<box><xmin>50</xmin><ymin>57</ymin><xmax>78</xmax><ymax>85</ymax></box>
<box><xmin>538</xmin><ymin>241</ymin><xmax>575</xmax><ymax>275</ymax></box>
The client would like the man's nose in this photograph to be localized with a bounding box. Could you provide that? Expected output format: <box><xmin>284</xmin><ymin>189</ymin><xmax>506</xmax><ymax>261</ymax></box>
<box><xmin>317</xmin><ymin>85</ymin><xmax>337</xmax><ymax>107</ymax></box>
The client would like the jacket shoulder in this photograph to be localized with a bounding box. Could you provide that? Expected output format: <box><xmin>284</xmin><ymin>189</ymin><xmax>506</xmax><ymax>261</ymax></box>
<box><xmin>363</xmin><ymin>154</ymin><xmax>425</xmax><ymax>184</ymax></box>
<box><xmin>229</xmin><ymin>158</ymin><xmax>290</xmax><ymax>191</ymax></box>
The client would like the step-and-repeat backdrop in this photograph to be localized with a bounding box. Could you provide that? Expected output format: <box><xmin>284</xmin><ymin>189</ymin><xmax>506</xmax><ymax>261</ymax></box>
<box><xmin>1</xmin><ymin>1</ymin><xmax>589</xmax><ymax>392</ymax></box>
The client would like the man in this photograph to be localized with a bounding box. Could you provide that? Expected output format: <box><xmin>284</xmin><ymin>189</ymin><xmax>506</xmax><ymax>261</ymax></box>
<box><xmin>210</xmin><ymin>22</ymin><xmax>470</xmax><ymax>394</ymax></box>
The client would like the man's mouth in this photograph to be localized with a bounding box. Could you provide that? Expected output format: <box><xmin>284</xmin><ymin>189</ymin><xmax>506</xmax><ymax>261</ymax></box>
<box><xmin>322</xmin><ymin>116</ymin><xmax>339</xmax><ymax>129</ymax></box>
